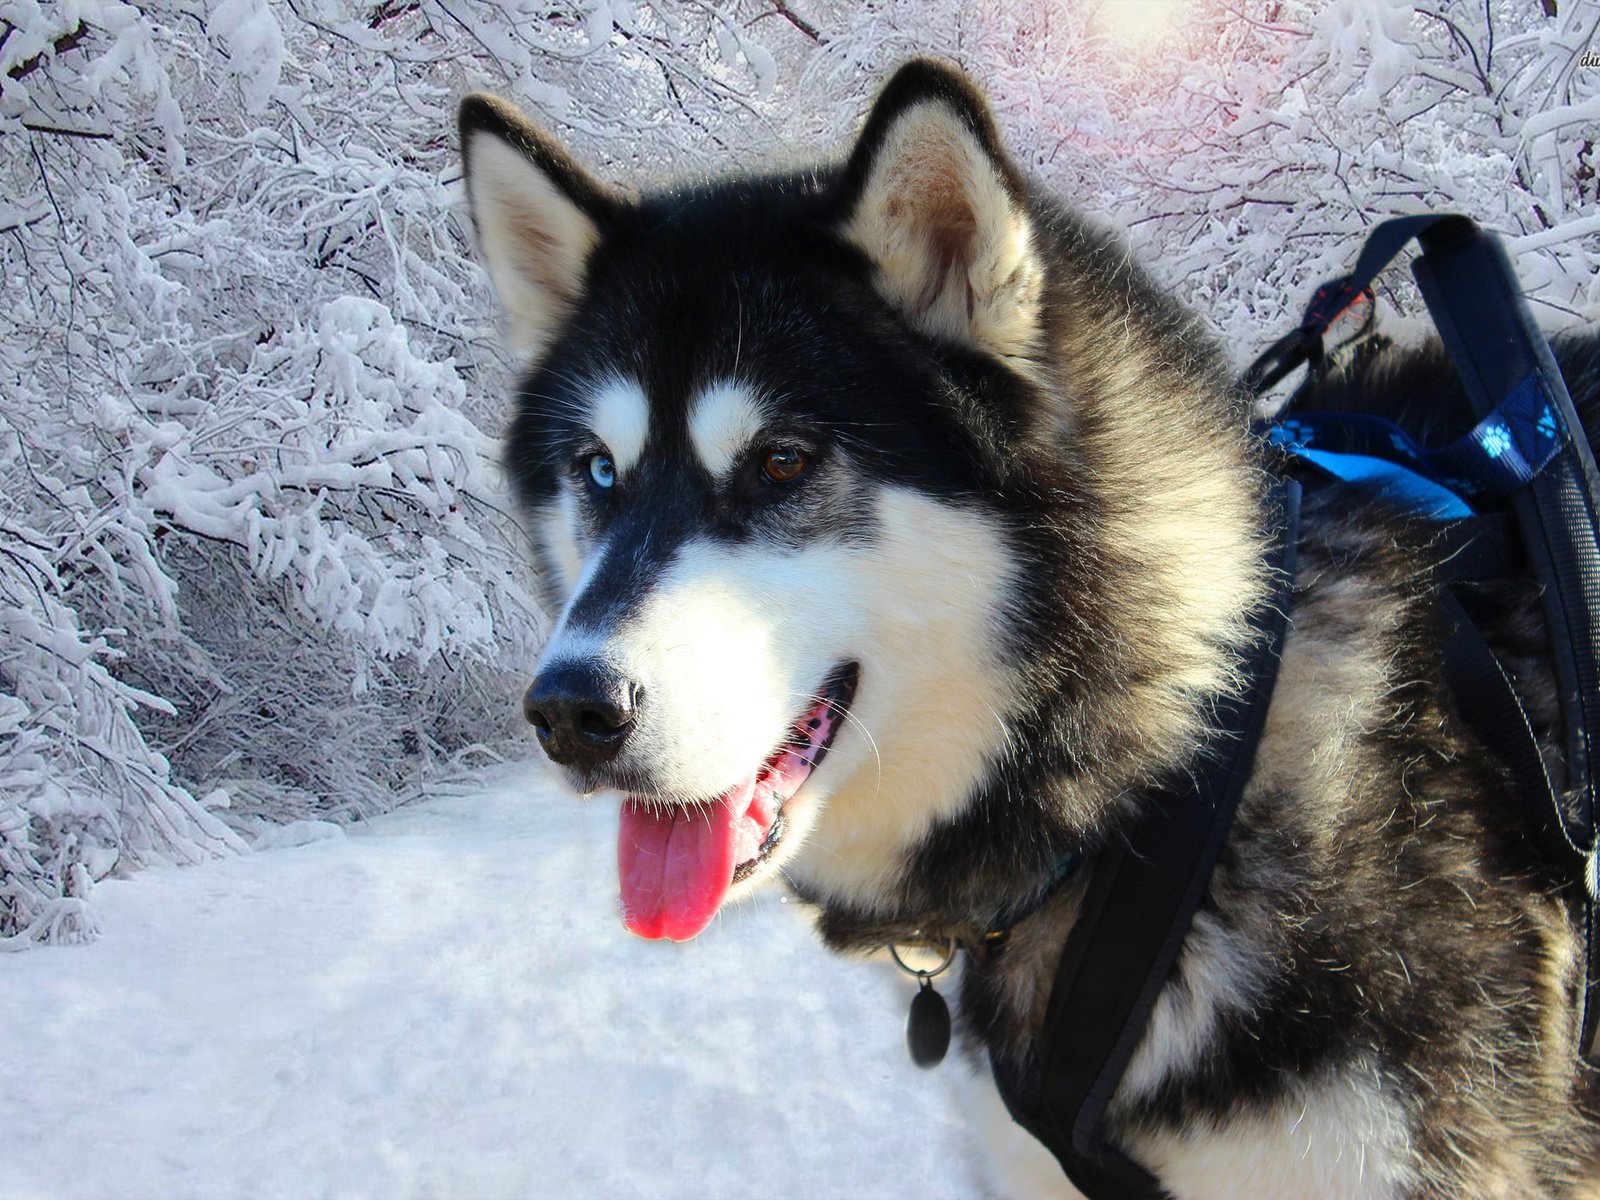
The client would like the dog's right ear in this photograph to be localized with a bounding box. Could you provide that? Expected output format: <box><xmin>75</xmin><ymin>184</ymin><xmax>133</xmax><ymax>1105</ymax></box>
<box><xmin>458</xmin><ymin>94</ymin><xmax>622</xmax><ymax>361</ymax></box>
<box><xmin>834</xmin><ymin>60</ymin><xmax>1042</xmax><ymax>369</ymax></box>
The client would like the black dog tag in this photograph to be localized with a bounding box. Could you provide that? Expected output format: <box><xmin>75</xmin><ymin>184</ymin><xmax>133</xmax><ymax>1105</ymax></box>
<box><xmin>907</xmin><ymin>976</ymin><xmax>951</xmax><ymax>1068</ymax></box>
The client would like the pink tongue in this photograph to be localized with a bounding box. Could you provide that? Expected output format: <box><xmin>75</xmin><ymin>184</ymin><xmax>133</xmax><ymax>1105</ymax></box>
<box><xmin>618</xmin><ymin>776</ymin><xmax>766</xmax><ymax>942</ymax></box>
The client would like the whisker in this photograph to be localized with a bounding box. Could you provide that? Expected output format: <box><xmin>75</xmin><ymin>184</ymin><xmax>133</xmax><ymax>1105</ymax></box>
<box><xmin>777</xmin><ymin>686</ymin><xmax>883</xmax><ymax>803</ymax></box>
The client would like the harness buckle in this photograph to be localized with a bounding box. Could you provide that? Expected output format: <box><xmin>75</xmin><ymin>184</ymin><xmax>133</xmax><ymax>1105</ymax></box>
<box><xmin>1240</xmin><ymin>325</ymin><xmax>1323</xmax><ymax>397</ymax></box>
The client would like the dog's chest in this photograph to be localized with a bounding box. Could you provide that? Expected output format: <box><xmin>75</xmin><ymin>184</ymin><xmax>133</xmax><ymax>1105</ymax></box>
<box><xmin>966</xmin><ymin>1061</ymin><xmax>1411</xmax><ymax>1200</ymax></box>
<box><xmin>1118</xmin><ymin>1070</ymin><xmax>1413</xmax><ymax>1200</ymax></box>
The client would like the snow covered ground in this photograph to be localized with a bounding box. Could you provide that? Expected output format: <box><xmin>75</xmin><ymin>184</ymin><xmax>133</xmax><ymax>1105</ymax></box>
<box><xmin>0</xmin><ymin>766</ymin><xmax>984</xmax><ymax>1200</ymax></box>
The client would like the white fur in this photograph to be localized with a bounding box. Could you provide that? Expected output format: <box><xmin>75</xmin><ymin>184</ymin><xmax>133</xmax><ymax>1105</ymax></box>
<box><xmin>688</xmin><ymin>380</ymin><xmax>767</xmax><ymax>479</ymax></box>
<box><xmin>1117</xmin><ymin>911</ymin><xmax>1273</xmax><ymax>1102</ymax></box>
<box><xmin>463</xmin><ymin>130</ymin><xmax>599</xmax><ymax>362</ymax></box>
<box><xmin>960</xmin><ymin>1066</ymin><xmax>1088</xmax><ymax>1200</ymax></box>
<box><xmin>1122</xmin><ymin>1064</ymin><xmax>1415</xmax><ymax>1200</ymax></box>
<box><xmin>539</xmin><ymin>484</ymin><xmax>585</xmax><ymax>596</ymax></box>
<box><xmin>588</xmin><ymin>376</ymin><xmax>651</xmax><ymax>473</ymax></box>
<box><xmin>574</xmin><ymin>533</ymin><xmax>848</xmax><ymax>800</ymax></box>
<box><xmin>966</xmin><ymin>1055</ymin><xmax>1413</xmax><ymax>1200</ymax></box>
<box><xmin>531</xmin><ymin>481</ymin><xmax>1019</xmax><ymax>905</ymax></box>
<box><xmin>844</xmin><ymin>101</ymin><xmax>1042</xmax><ymax>367</ymax></box>
<box><xmin>785</xmin><ymin>487</ymin><xmax>1020</xmax><ymax>906</ymax></box>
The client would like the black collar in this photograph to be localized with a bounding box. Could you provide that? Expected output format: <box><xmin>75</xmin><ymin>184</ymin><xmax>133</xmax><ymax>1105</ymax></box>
<box><xmin>974</xmin><ymin>848</ymin><xmax>1084</xmax><ymax>946</ymax></box>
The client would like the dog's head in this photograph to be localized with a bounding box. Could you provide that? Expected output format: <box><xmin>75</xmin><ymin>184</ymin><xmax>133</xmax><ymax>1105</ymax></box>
<box><xmin>458</xmin><ymin>61</ymin><xmax>1262</xmax><ymax>940</ymax></box>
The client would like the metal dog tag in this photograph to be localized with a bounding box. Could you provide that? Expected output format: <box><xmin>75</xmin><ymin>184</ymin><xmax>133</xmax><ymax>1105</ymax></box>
<box><xmin>907</xmin><ymin>976</ymin><xmax>951</xmax><ymax>1068</ymax></box>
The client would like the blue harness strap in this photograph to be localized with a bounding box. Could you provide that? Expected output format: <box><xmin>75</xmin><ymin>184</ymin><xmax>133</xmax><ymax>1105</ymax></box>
<box><xmin>1413</xmin><ymin>220</ymin><xmax>1600</xmax><ymax>1063</ymax></box>
<box><xmin>1242</xmin><ymin>213</ymin><xmax>1451</xmax><ymax>396</ymax></box>
<box><xmin>1274</xmin><ymin>443</ymin><xmax>1473</xmax><ymax>519</ymax></box>
<box><xmin>1266</xmin><ymin>367</ymin><xmax>1568</xmax><ymax>515</ymax></box>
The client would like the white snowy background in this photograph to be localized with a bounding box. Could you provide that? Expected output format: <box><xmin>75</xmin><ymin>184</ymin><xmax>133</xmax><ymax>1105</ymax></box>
<box><xmin>1</xmin><ymin>1</ymin><xmax>1597</xmax><ymax>1197</ymax></box>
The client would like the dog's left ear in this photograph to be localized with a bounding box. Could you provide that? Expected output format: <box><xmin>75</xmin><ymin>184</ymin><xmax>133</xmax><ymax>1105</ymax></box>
<box><xmin>836</xmin><ymin>60</ymin><xmax>1043</xmax><ymax>365</ymax></box>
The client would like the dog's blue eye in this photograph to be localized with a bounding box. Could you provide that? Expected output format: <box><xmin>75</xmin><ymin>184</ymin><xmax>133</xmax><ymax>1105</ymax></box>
<box><xmin>587</xmin><ymin>453</ymin><xmax>615</xmax><ymax>489</ymax></box>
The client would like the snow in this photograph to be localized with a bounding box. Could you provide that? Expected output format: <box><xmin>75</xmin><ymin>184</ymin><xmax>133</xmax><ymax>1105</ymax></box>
<box><xmin>0</xmin><ymin>767</ymin><xmax>982</xmax><ymax>1200</ymax></box>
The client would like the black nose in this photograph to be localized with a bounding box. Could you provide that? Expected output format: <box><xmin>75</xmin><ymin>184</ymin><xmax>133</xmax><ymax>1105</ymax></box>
<box><xmin>523</xmin><ymin>662</ymin><xmax>638</xmax><ymax>771</ymax></box>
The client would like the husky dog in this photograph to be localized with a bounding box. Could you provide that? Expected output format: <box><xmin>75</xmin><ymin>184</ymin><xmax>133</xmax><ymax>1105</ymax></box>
<box><xmin>458</xmin><ymin>60</ymin><xmax>1600</xmax><ymax>1199</ymax></box>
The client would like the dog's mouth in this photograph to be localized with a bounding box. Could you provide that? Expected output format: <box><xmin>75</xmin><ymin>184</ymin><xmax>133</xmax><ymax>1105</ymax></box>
<box><xmin>616</xmin><ymin>662</ymin><xmax>859</xmax><ymax>942</ymax></box>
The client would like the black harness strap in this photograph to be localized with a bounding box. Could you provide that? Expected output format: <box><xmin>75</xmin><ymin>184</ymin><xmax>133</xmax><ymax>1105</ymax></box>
<box><xmin>1438</xmin><ymin>587</ymin><xmax>1591</xmax><ymax>882</ymax></box>
<box><xmin>994</xmin><ymin>481</ymin><xmax>1300</xmax><ymax>1198</ymax></box>
<box><xmin>1241</xmin><ymin>214</ymin><xmax>1449</xmax><ymax>395</ymax></box>
<box><xmin>1245</xmin><ymin>213</ymin><xmax>1600</xmax><ymax>1057</ymax></box>
<box><xmin>1409</xmin><ymin>216</ymin><xmax>1600</xmax><ymax>1057</ymax></box>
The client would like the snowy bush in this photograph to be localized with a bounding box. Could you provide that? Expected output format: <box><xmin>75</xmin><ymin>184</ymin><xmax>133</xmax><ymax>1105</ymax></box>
<box><xmin>2</xmin><ymin>0</ymin><xmax>1596</xmax><ymax>943</ymax></box>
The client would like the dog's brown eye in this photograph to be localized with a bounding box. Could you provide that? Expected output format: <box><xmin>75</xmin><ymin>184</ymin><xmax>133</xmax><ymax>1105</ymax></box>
<box><xmin>762</xmin><ymin>447</ymin><xmax>810</xmax><ymax>484</ymax></box>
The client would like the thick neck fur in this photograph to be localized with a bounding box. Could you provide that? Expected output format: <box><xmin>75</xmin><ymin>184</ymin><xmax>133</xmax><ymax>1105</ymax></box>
<box><xmin>806</xmin><ymin>202</ymin><xmax>1273</xmax><ymax>948</ymax></box>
